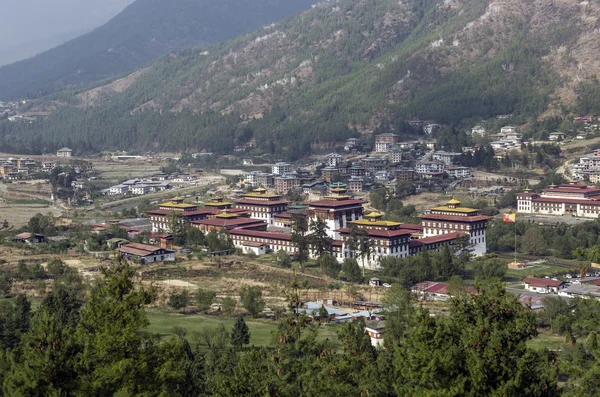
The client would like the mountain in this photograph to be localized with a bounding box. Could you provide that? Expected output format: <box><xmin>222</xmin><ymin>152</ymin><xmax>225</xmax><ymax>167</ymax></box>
<box><xmin>3</xmin><ymin>0</ymin><xmax>600</xmax><ymax>158</ymax></box>
<box><xmin>0</xmin><ymin>0</ymin><xmax>316</xmax><ymax>100</ymax></box>
<box><xmin>0</xmin><ymin>0</ymin><xmax>134</xmax><ymax>66</ymax></box>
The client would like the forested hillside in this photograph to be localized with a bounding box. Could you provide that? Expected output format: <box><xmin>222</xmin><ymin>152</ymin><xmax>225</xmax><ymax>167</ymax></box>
<box><xmin>0</xmin><ymin>0</ymin><xmax>316</xmax><ymax>100</ymax></box>
<box><xmin>2</xmin><ymin>0</ymin><xmax>600</xmax><ymax>157</ymax></box>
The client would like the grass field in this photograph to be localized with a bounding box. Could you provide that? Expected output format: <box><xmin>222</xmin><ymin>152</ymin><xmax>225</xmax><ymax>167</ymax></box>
<box><xmin>528</xmin><ymin>331</ymin><xmax>565</xmax><ymax>351</ymax></box>
<box><xmin>145</xmin><ymin>309</ymin><xmax>343</xmax><ymax>348</ymax></box>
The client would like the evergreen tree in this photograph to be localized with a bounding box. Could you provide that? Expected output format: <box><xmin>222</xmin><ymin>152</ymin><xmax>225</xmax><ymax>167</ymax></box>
<box><xmin>240</xmin><ymin>286</ymin><xmax>265</xmax><ymax>317</ymax></box>
<box><xmin>196</xmin><ymin>288</ymin><xmax>216</xmax><ymax>312</ymax></box>
<box><xmin>308</xmin><ymin>218</ymin><xmax>332</xmax><ymax>257</ymax></box>
<box><xmin>231</xmin><ymin>317</ymin><xmax>250</xmax><ymax>351</ymax></box>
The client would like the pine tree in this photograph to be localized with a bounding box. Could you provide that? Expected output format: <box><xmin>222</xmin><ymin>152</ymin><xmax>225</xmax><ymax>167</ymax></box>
<box><xmin>231</xmin><ymin>317</ymin><xmax>250</xmax><ymax>351</ymax></box>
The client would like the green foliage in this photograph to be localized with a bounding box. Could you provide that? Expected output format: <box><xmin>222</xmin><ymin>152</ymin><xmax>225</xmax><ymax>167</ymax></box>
<box><xmin>473</xmin><ymin>258</ymin><xmax>507</xmax><ymax>280</ymax></box>
<box><xmin>231</xmin><ymin>317</ymin><xmax>250</xmax><ymax>351</ymax></box>
<box><xmin>240</xmin><ymin>286</ymin><xmax>265</xmax><ymax>317</ymax></box>
<box><xmin>47</xmin><ymin>258</ymin><xmax>67</xmax><ymax>277</ymax></box>
<box><xmin>308</xmin><ymin>218</ymin><xmax>332</xmax><ymax>257</ymax></box>
<box><xmin>221</xmin><ymin>295</ymin><xmax>236</xmax><ymax>316</ymax></box>
<box><xmin>341</xmin><ymin>258</ymin><xmax>362</xmax><ymax>283</ymax></box>
<box><xmin>196</xmin><ymin>288</ymin><xmax>216</xmax><ymax>312</ymax></box>
<box><xmin>318</xmin><ymin>254</ymin><xmax>341</xmax><ymax>278</ymax></box>
<box><xmin>0</xmin><ymin>269</ymin><xmax>12</xmax><ymax>297</ymax></box>
<box><xmin>169</xmin><ymin>289</ymin><xmax>191</xmax><ymax>312</ymax></box>
<box><xmin>276</xmin><ymin>249</ymin><xmax>292</xmax><ymax>268</ymax></box>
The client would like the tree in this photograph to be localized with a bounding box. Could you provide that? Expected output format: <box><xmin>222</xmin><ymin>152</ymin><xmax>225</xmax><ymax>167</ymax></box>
<box><xmin>168</xmin><ymin>211</ymin><xmax>187</xmax><ymax>246</ymax></box>
<box><xmin>291</xmin><ymin>213</ymin><xmax>309</xmax><ymax>268</ymax></box>
<box><xmin>196</xmin><ymin>288</ymin><xmax>216</xmax><ymax>312</ymax></box>
<box><xmin>341</xmin><ymin>258</ymin><xmax>362</xmax><ymax>283</ymax></box>
<box><xmin>276</xmin><ymin>249</ymin><xmax>292</xmax><ymax>268</ymax></box>
<box><xmin>240</xmin><ymin>286</ymin><xmax>265</xmax><ymax>317</ymax></box>
<box><xmin>221</xmin><ymin>295</ymin><xmax>236</xmax><ymax>316</ymax></box>
<box><xmin>473</xmin><ymin>259</ymin><xmax>507</xmax><ymax>280</ymax></box>
<box><xmin>186</xmin><ymin>227</ymin><xmax>205</xmax><ymax>247</ymax></box>
<box><xmin>231</xmin><ymin>317</ymin><xmax>250</xmax><ymax>351</ymax></box>
<box><xmin>357</xmin><ymin>230</ymin><xmax>373</xmax><ymax>276</ymax></box>
<box><xmin>308</xmin><ymin>218</ymin><xmax>332</xmax><ymax>257</ymax></box>
<box><xmin>319</xmin><ymin>254</ymin><xmax>341</xmax><ymax>278</ymax></box>
<box><xmin>47</xmin><ymin>258</ymin><xmax>67</xmax><ymax>277</ymax></box>
<box><xmin>169</xmin><ymin>290</ymin><xmax>191</xmax><ymax>312</ymax></box>
<box><xmin>0</xmin><ymin>269</ymin><xmax>12</xmax><ymax>297</ymax></box>
<box><xmin>521</xmin><ymin>227</ymin><xmax>547</xmax><ymax>256</ymax></box>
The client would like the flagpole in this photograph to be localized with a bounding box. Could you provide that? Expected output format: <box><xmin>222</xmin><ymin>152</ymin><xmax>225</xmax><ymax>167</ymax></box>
<box><xmin>514</xmin><ymin>220</ymin><xmax>517</xmax><ymax>263</ymax></box>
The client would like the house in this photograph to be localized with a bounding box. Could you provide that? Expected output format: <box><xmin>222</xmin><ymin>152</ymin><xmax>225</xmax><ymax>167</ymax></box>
<box><xmin>522</xmin><ymin>277</ymin><xmax>565</xmax><ymax>294</ymax></box>
<box><xmin>117</xmin><ymin>243</ymin><xmax>175</xmax><ymax>264</ymax></box>
<box><xmin>14</xmin><ymin>232</ymin><xmax>45</xmax><ymax>244</ymax></box>
<box><xmin>558</xmin><ymin>284</ymin><xmax>600</xmax><ymax>300</ymax></box>
<box><xmin>56</xmin><ymin>147</ymin><xmax>73</xmax><ymax>158</ymax></box>
<box><xmin>364</xmin><ymin>319</ymin><xmax>386</xmax><ymax>348</ymax></box>
<box><xmin>549</xmin><ymin>132</ymin><xmax>566</xmax><ymax>141</ymax></box>
<box><xmin>326</xmin><ymin>153</ymin><xmax>343</xmax><ymax>167</ymax></box>
<box><xmin>432</xmin><ymin>151</ymin><xmax>462</xmax><ymax>165</ymax></box>
<box><xmin>411</xmin><ymin>281</ymin><xmax>480</xmax><ymax>300</ymax></box>
<box><xmin>240</xmin><ymin>241</ymin><xmax>268</xmax><ymax>256</ymax></box>
<box><xmin>445</xmin><ymin>166</ymin><xmax>471</xmax><ymax>179</ymax></box>
<box><xmin>272</xmin><ymin>162</ymin><xmax>292</xmax><ymax>176</ymax></box>
<box><xmin>471</xmin><ymin>126</ymin><xmax>486</xmax><ymax>136</ymax></box>
<box><xmin>500</xmin><ymin>126</ymin><xmax>518</xmax><ymax>135</ymax></box>
<box><xmin>369</xmin><ymin>277</ymin><xmax>382</xmax><ymax>288</ymax></box>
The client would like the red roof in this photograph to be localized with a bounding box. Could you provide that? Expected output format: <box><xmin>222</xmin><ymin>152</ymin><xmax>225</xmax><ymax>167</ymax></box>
<box><xmin>543</xmin><ymin>186</ymin><xmax>600</xmax><ymax>194</ymax></box>
<box><xmin>305</xmin><ymin>199</ymin><xmax>365</xmax><ymax>208</ymax></box>
<box><xmin>419</xmin><ymin>214</ymin><xmax>492</xmax><ymax>222</ymax></box>
<box><xmin>410</xmin><ymin>232</ymin><xmax>467</xmax><ymax>248</ymax></box>
<box><xmin>242</xmin><ymin>241</ymin><xmax>268</xmax><ymax>247</ymax></box>
<box><xmin>235</xmin><ymin>199</ymin><xmax>290</xmax><ymax>206</ymax></box>
<box><xmin>118</xmin><ymin>243</ymin><xmax>173</xmax><ymax>256</ymax></box>
<box><xmin>192</xmin><ymin>218</ymin><xmax>266</xmax><ymax>228</ymax></box>
<box><xmin>522</xmin><ymin>277</ymin><xmax>564</xmax><ymax>288</ymax></box>
<box><xmin>398</xmin><ymin>223</ymin><xmax>423</xmax><ymax>231</ymax></box>
<box><xmin>532</xmin><ymin>197</ymin><xmax>600</xmax><ymax>206</ymax></box>
<box><xmin>229</xmin><ymin>229</ymin><xmax>293</xmax><ymax>241</ymax></box>
<box><xmin>339</xmin><ymin>227</ymin><xmax>412</xmax><ymax>238</ymax></box>
<box><xmin>146</xmin><ymin>209</ymin><xmax>214</xmax><ymax>217</ymax></box>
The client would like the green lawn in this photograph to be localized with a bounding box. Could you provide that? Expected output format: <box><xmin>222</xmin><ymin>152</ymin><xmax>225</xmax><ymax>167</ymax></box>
<box><xmin>527</xmin><ymin>332</ymin><xmax>565</xmax><ymax>351</ymax></box>
<box><xmin>145</xmin><ymin>309</ymin><xmax>344</xmax><ymax>348</ymax></box>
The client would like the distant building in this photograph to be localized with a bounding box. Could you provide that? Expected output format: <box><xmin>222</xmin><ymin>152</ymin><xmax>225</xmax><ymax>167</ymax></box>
<box><xmin>389</xmin><ymin>150</ymin><xmax>403</xmax><ymax>164</ymax></box>
<box><xmin>432</xmin><ymin>151</ymin><xmax>462</xmax><ymax>165</ymax></box>
<box><xmin>516</xmin><ymin>183</ymin><xmax>600</xmax><ymax>218</ymax></box>
<box><xmin>445</xmin><ymin>166</ymin><xmax>471</xmax><ymax>179</ymax></box>
<box><xmin>321</xmin><ymin>167</ymin><xmax>340</xmax><ymax>183</ymax></box>
<box><xmin>326</xmin><ymin>153</ymin><xmax>343</xmax><ymax>167</ymax></box>
<box><xmin>272</xmin><ymin>162</ymin><xmax>292</xmax><ymax>176</ymax></box>
<box><xmin>364</xmin><ymin>319</ymin><xmax>386</xmax><ymax>347</ymax></box>
<box><xmin>117</xmin><ymin>243</ymin><xmax>175</xmax><ymax>264</ymax></box>
<box><xmin>522</xmin><ymin>277</ymin><xmax>565</xmax><ymax>294</ymax></box>
<box><xmin>235</xmin><ymin>188</ymin><xmax>289</xmax><ymax>225</ymax></box>
<box><xmin>549</xmin><ymin>132</ymin><xmax>566</xmax><ymax>141</ymax></box>
<box><xmin>500</xmin><ymin>126</ymin><xmax>518</xmax><ymax>135</ymax></box>
<box><xmin>471</xmin><ymin>126</ymin><xmax>486</xmax><ymax>136</ymax></box>
<box><xmin>275</xmin><ymin>175</ymin><xmax>301</xmax><ymax>194</ymax></box>
<box><xmin>57</xmin><ymin>147</ymin><xmax>73</xmax><ymax>158</ymax></box>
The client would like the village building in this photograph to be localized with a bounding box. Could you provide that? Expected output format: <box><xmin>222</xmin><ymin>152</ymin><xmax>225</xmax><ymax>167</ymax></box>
<box><xmin>56</xmin><ymin>147</ymin><xmax>73</xmax><ymax>158</ymax></box>
<box><xmin>375</xmin><ymin>133</ymin><xmax>399</xmax><ymax>153</ymax></box>
<box><xmin>415</xmin><ymin>161</ymin><xmax>445</xmax><ymax>175</ymax></box>
<box><xmin>321</xmin><ymin>167</ymin><xmax>340</xmax><ymax>183</ymax></box>
<box><xmin>389</xmin><ymin>150</ymin><xmax>403</xmax><ymax>164</ymax></box>
<box><xmin>361</xmin><ymin>157</ymin><xmax>386</xmax><ymax>175</ymax></box>
<box><xmin>272</xmin><ymin>162</ymin><xmax>292</xmax><ymax>176</ymax></box>
<box><xmin>432</xmin><ymin>151</ymin><xmax>462</xmax><ymax>165</ymax></box>
<box><xmin>364</xmin><ymin>319</ymin><xmax>386</xmax><ymax>347</ymax></box>
<box><xmin>275</xmin><ymin>175</ymin><xmax>301</xmax><ymax>194</ymax></box>
<box><xmin>445</xmin><ymin>166</ymin><xmax>471</xmax><ymax>179</ymax></box>
<box><xmin>326</xmin><ymin>153</ymin><xmax>343</xmax><ymax>167</ymax></box>
<box><xmin>305</xmin><ymin>185</ymin><xmax>365</xmax><ymax>240</ymax></box>
<box><xmin>500</xmin><ymin>126</ymin><xmax>518</xmax><ymax>135</ymax></box>
<box><xmin>348</xmin><ymin>176</ymin><xmax>364</xmax><ymax>192</ymax></box>
<box><xmin>349</xmin><ymin>165</ymin><xmax>366</xmax><ymax>177</ymax></box>
<box><xmin>420</xmin><ymin>199</ymin><xmax>492</xmax><ymax>256</ymax></box>
<box><xmin>516</xmin><ymin>184</ymin><xmax>600</xmax><ymax>218</ymax></box>
<box><xmin>339</xmin><ymin>212</ymin><xmax>412</xmax><ymax>265</ymax></box>
<box><xmin>234</xmin><ymin>188</ymin><xmax>289</xmax><ymax>225</ymax></box>
<box><xmin>522</xmin><ymin>277</ymin><xmax>566</xmax><ymax>294</ymax></box>
<box><xmin>192</xmin><ymin>212</ymin><xmax>267</xmax><ymax>232</ymax></box>
<box><xmin>147</xmin><ymin>197</ymin><xmax>214</xmax><ymax>232</ymax></box>
<box><xmin>395</xmin><ymin>167</ymin><xmax>415</xmax><ymax>182</ymax></box>
<box><xmin>411</xmin><ymin>281</ymin><xmax>480</xmax><ymax>300</ymax></box>
<box><xmin>14</xmin><ymin>232</ymin><xmax>45</xmax><ymax>244</ymax></box>
<box><xmin>203</xmin><ymin>197</ymin><xmax>233</xmax><ymax>211</ymax></box>
<box><xmin>117</xmin><ymin>242</ymin><xmax>175</xmax><ymax>264</ymax></box>
<box><xmin>549</xmin><ymin>132</ymin><xmax>566</xmax><ymax>141</ymax></box>
<box><xmin>471</xmin><ymin>126</ymin><xmax>486</xmax><ymax>136</ymax></box>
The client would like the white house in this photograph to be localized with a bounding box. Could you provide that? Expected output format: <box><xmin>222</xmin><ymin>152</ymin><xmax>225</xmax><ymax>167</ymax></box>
<box><xmin>522</xmin><ymin>277</ymin><xmax>565</xmax><ymax>294</ymax></box>
<box><xmin>117</xmin><ymin>243</ymin><xmax>175</xmax><ymax>264</ymax></box>
<box><xmin>471</xmin><ymin>126</ymin><xmax>486</xmax><ymax>136</ymax></box>
<box><xmin>272</xmin><ymin>162</ymin><xmax>292</xmax><ymax>176</ymax></box>
<box><xmin>241</xmin><ymin>241</ymin><xmax>268</xmax><ymax>256</ymax></box>
<box><xmin>326</xmin><ymin>153</ymin><xmax>343</xmax><ymax>167</ymax></box>
<box><xmin>364</xmin><ymin>319</ymin><xmax>386</xmax><ymax>348</ymax></box>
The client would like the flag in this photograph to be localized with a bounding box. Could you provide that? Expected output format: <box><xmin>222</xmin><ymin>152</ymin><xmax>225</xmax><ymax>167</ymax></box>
<box><xmin>503</xmin><ymin>213</ymin><xmax>516</xmax><ymax>223</ymax></box>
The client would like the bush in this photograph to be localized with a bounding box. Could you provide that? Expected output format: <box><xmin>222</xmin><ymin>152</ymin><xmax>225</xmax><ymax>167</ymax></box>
<box><xmin>240</xmin><ymin>286</ymin><xmax>265</xmax><ymax>317</ymax></box>
<box><xmin>196</xmin><ymin>288</ymin><xmax>216</xmax><ymax>311</ymax></box>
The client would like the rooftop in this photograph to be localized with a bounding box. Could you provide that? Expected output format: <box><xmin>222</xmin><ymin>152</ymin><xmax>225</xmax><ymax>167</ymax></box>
<box><xmin>522</xmin><ymin>277</ymin><xmax>565</xmax><ymax>288</ymax></box>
